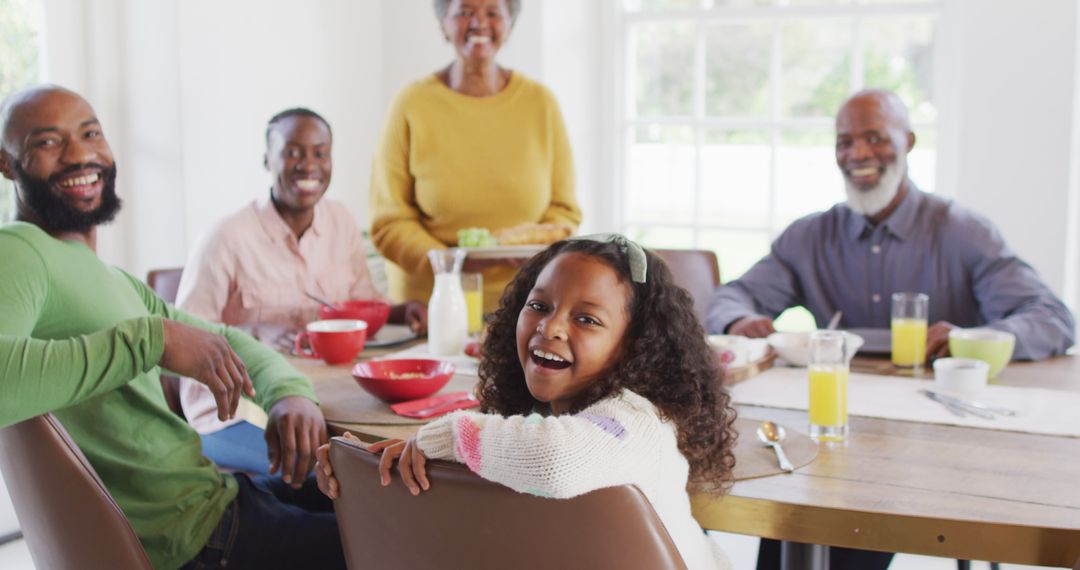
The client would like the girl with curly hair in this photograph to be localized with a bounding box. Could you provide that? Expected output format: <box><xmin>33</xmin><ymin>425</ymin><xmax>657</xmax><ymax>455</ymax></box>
<box><xmin>317</xmin><ymin>235</ymin><xmax>737</xmax><ymax>569</ymax></box>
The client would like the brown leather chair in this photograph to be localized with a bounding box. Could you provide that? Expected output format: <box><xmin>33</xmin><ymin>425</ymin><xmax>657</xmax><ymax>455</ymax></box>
<box><xmin>146</xmin><ymin>267</ymin><xmax>184</xmax><ymax>305</ymax></box>
<box><xmin>0</xmin><ymin>414</ymin><xmax>152</xmax><ymax>570</ymax></box>
<box><xmin>330</xmin><ymin>437</ymin><xmax>688</xmax><ymax>570</ymax></box>
<box><xmin>652</xmin><ymin>249</ymin><xmax>721</xmax><ymax>325</ymax></box>
<box><xmin>146</xmin><ymin>267</ymin><xmax>185</xmax><ymax>418</ymax></box>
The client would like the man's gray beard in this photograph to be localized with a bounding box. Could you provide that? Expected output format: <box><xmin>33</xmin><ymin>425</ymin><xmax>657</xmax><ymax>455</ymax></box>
<box><xmin>844</xmin><ymin>154</ymin><xmax>906</xmax><ymax>217</ymax></box>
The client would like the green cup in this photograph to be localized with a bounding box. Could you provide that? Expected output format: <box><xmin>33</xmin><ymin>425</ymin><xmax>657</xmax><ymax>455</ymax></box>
<box><xmin>948</xmin><ymin>328</ymin><xmax>1016</xmax><ymax>379</ymax></box>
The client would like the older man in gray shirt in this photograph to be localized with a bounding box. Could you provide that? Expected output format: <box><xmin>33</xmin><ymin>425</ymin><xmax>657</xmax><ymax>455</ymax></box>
<box><xmin>707</xmin><ymin>89</ymin><xmax>1074</xmax><ymax>362</ymax></box>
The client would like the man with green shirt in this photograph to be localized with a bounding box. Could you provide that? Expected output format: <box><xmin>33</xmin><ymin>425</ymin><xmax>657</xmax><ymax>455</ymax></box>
<box><xmin>0</xmin><ymin>85</ymin><xmax>346</xmax><ymax>569</ymax></box>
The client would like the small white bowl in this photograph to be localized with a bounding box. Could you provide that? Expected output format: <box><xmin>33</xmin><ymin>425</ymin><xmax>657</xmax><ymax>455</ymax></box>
<box><xmin>933</xmin><ymin>357</ymin><xmax>989</xmax><ymax>393</ymax></box>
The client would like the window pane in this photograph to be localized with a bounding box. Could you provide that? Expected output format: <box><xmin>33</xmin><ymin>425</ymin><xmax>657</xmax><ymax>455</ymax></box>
<box><xmin>774</xmin><ymin>130</ymin><xmax>845</xmax><ymax>230</ymax></box>
<box><xmin>701</xmin><ymin>130</ymin><xmax>771</xmax><ymax>228</ymax></box>
<box><xmin>784</xmin><ymin>0</ymin><xmax>852</xmax><ymax>4</ymax></box>
<box><xmin>625</xmin><ymin>125</ymin><xmax>696</xmax><ymax>225</ymax></box>
<box><xmin>705</xmin><ymin>23</ymin><xmax>771</xmax><ymax>118</ymax></box>
<box><xmin>626</xmin><ymin>226</ymin><xmax>695</xmax><ymax>249</ymax></box>
<box><xmin>909</xmin><ymin>126</ymin><xmax>936</xmax><ymax>192</ymax></box>
<box><xmin>706</xmin><ymin>0</ymin><xmax>775</xmax><ymax>12</ymax></box>
<box><xmin>699</xmin><ymin>229</ymin><xmax>771</xmax><ymax>283</ymax></box>
<box><xmin>624</xmin><ymin>0</ymin><xmax>705</xmax><ymax>11</ymax></box>
<box><xmin>859</xmin><ymin>0</ymin><xmax>937</xmax><ymax>4</ymax></box>
<box><xmin>780</xmin><ymin>19</ymin><xmax>852</xmax><ymax>118</ymax></box>
<box><xmin>0</xmin><ymin>0</ymin><xmax>41</xmax><ymax>224</ymax></box>
<box><xmin>863</xmin><ymin>15</ymin><xmax>937</xmax><ymax>122</ymax></box>
<box><xmin>630</xmin><ymin>22</ymin><xmax>696</xmax><ymax>118</ymax></box>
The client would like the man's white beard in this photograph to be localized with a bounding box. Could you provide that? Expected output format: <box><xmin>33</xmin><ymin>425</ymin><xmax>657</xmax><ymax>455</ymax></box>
<box><xmin>844</xmin><ymin>154</ymin><xmax>907</xmax><ymax>217</ymax></box>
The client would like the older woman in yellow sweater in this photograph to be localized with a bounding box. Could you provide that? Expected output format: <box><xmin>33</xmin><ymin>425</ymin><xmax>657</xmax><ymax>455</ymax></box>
<box><xmin>369</xmin><ymin>0</ymin><xmax>581</xmax><ymax>312</ymax></box>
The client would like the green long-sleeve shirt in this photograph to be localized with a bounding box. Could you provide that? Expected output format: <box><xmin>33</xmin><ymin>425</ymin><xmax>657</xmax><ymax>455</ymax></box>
<box><xmin>0</xmin><ymin>222</ymin><xmax>319</xmax><ymax>570</ymax></box>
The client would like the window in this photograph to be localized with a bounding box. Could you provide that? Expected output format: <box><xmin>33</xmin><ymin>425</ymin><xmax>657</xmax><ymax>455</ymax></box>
<box><xmin>616</xmin><ymin>0</ymin><xmax>940</xmax><ymax>327</ymax></box>
<box><xmin>0</xmin><ymin>0</ymin><xmax>43</xmax><ymax>223</ymax></box>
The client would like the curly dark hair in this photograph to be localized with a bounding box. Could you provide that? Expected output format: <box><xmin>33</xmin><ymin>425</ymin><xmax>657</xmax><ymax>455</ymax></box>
<box><xmin>477</xmin><ymin>238</ymin><xmax>737</xmax><ymax>491</ymax></box>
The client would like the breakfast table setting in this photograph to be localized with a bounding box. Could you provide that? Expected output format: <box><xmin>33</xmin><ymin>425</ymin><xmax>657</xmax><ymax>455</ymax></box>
<box><xmin>285</xmin><ymin>260</ymin><xmax>1080</xmax><ymax>570</ymax></box>
<box><xmin>286</xmin><ymin>320</ymin><xmax>1080</xmax><ymax>569</ymax></box>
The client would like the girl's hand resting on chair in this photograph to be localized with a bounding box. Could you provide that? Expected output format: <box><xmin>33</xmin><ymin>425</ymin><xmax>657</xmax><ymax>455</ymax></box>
<box><xmin>370</xmin><ymin>437</ymin><xmax>431</xmax><ymax>496</ymax></box>
<box><xmin>315</xmin><ymin>431</ymin><xmax>361</xmax><ymax>500</ymax></box>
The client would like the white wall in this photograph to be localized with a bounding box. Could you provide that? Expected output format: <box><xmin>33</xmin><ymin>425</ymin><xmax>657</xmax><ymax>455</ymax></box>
<box><xmin>945</xmin><ymin>0</ymin><xmax>1078</xmax><ymax>300</ymax></box>
<box><xmin>42</xmin><ymin>0</ymin><xmax>383</xmax><ymax>278</ymax></box>
<box><xmin>1066</xmin><ymin>1</ymin><xmax>1080</xmax><ymax>312</ymax></box>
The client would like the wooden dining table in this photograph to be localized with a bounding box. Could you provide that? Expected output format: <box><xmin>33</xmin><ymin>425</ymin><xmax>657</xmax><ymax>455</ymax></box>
<box><xmin>295</xmin><ymin>349</ymin><xmax>1080</xmax><ymax>569</ymax></box>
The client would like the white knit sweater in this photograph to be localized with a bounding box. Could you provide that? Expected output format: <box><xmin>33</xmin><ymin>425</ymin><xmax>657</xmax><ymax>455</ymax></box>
<box><xmin>416</xmin><ymin>389</ymin><xmax>732</xmax><ymax>570</ymax></box>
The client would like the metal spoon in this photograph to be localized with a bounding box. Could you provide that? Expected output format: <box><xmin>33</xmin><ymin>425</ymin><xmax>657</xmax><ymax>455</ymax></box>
<box><xmin>757</xmin><ymin>421</ymin><xmax>794</xmax><ymax>472</ymax></box>
<box><xmin>826</xmin><ymin>310</ymin><xmax>843</xmax><ymax>330</ymax></box>
<box><xmin>304</xmin><ymin>291</ymin><xmax>341</xmax><ymax>311</ymax></box>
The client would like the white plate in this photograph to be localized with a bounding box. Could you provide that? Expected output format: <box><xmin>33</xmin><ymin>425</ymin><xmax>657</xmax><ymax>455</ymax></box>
<box><xmin>453</xmin><ymin>245</ymin><xmax>545</xmax><ymax>259</ymax></box>
<box><xmin>366</xmin><ymin>324</ymin><xmax>419</xmax><ymax>348</ymax></box>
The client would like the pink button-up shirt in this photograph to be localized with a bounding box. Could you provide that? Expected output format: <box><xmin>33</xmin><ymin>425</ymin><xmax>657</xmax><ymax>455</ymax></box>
<box><xmin>176</xmin><ymin>197</ymin><xmax>381</xmax><ymax>433</ymax></box>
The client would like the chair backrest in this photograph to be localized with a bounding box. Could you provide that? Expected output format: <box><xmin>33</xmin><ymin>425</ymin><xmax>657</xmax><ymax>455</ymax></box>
<box><xmin>0</xmin><ymin>414</ymin><xmax>152</xmax><ymax>570</ymax></box>
<box><xmin>330</xmin><ymin>438</ymin><xmax>688</xmax><ymax>570</ymax></box>
<box><xmin>146</xmin><ymin>267</ymin><xmax>185</xmax><ymax>417</ymax></box>
<box><xmin>147</xmin><ymin>267</ymin><xmax>184</xmax><ymax>304</ymax></box>
<box><xmin>652</xmin><ymin>249</ymin><xmax>721</xmax><ymax>325</ymax></box>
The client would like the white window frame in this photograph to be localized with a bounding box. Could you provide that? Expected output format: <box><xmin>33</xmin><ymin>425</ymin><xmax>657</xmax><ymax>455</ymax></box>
<box><xmin>611</xmin><ymin>0</ymin><xmax>945</xmax><ymax>252</ymax></box>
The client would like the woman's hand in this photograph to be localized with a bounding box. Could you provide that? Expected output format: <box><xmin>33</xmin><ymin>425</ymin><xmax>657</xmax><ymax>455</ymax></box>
<box><xmin>404</xmin><ymin>301</ymin><xmax>428</xmax><ymax>336</ymax></box>
<box><xmin>390</xmin><ymin>302</ymin><xmax>429</xmax><ymax>336</ymax></box>
<box><xmin>370</xmin><ymin>436</ymin><xmax>431</xmax><ymax>496</ymax></box>
<box><xmin>315</xmin><ymin>431</ymin><xmax>361</xmax><ymax>500</ymax></box>
<box><xmin>461</xmin><ymin>257</ymin><xmax>524</xmax><ymax>273</ymax></box>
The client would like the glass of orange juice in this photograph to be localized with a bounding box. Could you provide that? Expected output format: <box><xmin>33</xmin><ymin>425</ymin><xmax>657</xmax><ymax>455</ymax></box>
<box><xmin>461</xmin><ymin>273</ymin><xmax>484</xmax><ymax>338</ymax></box>
<box><xmin>808</xmin><ymin>330</ymin><xmax>849</xmax><ymax>442</ymax></box>
<box><xmin>891</xmin><ymin>292</ymin><xmax>929</xmax><ymax>372</ymax></box>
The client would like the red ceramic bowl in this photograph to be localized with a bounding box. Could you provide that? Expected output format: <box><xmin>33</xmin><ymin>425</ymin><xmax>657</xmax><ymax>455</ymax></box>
<box><xmin>320</xmin><ymin>300</ymin><xmax>391</xmax><ymax>336</ymax></box>
<box><xmin>351</xmin><ymin>359</ymin><xmax>456</xmax><ymax>403</ymax></box>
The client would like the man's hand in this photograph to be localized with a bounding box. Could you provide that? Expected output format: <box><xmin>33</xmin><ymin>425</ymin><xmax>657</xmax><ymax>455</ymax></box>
<box><xmin>926</xmin><ymin>321</ymin><xmax>957</xmax><ymax>362</ymax></box>
<box><xmin>266</xmin><ymin>396</ymin><xmax>327</xmax><ymax>488</ymax></box>
<box><xmin>160</xmin><ymin>319</ymin><xmax>255</xmax><ymax>421</ymax></box>
<box><xmin>728</xmin><ymin>316</ymin><xmax>776</xmax><ymax>338</ymax></box>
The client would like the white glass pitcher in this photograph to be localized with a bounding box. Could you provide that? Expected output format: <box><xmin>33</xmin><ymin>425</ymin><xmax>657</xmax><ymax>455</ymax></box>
<box><xmin>427</xmin><ymin>249</ymin><xmax>469</xmax><ymax>356</ymax></box>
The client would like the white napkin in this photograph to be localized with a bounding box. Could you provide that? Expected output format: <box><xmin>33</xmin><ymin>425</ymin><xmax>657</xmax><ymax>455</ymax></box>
<box><xmin>733</xmin><ymin>367</ymin><xmax>1080</xmax><ymax>438</ymax></box>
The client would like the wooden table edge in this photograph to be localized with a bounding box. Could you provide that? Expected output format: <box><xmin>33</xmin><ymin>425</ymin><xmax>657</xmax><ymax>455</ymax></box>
<box><xmin>691</xmin><ymin>493</ymin><xmax>1080</xmax><ymax>567</ymax></box>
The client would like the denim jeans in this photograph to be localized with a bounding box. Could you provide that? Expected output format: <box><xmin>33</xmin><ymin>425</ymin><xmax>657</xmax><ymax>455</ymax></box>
<box><xmin>180</xmin><ymin>473</ymin><xmax>345</xmax><ymax>570</ymax></box>
<box><xmin>200</xmin><ymin>420</ymin><xmax>272</xmax><ymax>475</ymax></box>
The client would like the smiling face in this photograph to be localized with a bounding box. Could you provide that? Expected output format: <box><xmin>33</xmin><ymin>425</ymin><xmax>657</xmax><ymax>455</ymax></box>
<box><xmin>834</xmin><ymin>91</ymin><xmax>915</xmax><ymax>215</ymax></box>
<box><xmin>0</xmin><ymin>87</ymin><xmax>120</xmax><ymax>233</ymax></box>
<box><xmin>515</xmin><ymin>252</ymin><xmax>633</xmax><ymax>414</ymax></box>
<box><xmin>265</xmin><ymin>114</ymin><xmax>332</xmax><ymax>214</ymax></box>
<box><xmin>441</xmin><ymin>0</ymin><xmax>512</xmax><ymax>64</ymax></box>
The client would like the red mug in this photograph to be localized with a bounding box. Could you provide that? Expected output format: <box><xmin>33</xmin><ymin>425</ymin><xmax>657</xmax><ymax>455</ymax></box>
<box><xmin>295</xmin><ymin>320</ymin><xmax>368</xmax><ymax>364</ymax></box>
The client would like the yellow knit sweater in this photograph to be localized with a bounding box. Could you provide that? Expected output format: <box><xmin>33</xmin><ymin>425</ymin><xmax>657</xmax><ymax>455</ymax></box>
<box><xmin>369</xmin><ymin>72</ymin><xmax>581</xmax><ymax>311</ymax></box>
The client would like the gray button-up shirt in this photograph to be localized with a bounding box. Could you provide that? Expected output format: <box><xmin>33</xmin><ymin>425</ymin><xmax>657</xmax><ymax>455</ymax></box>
<box><xmin>706</xmin><ymin>188</ymin><xmax>1075</xmax><ymax>360</ymax></box>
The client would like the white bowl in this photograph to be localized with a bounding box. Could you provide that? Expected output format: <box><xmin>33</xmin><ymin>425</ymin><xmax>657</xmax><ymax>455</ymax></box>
<box><xmin>933</xmin><ymin>357</ymin><xmax>989</xmax><ymax>393</ymax></box>
<box><xmin>767</xmin><ymin>331</ymin><xmax>864</xmax><ymax>367</ymax></box>
<box><xmin>767</xmin><ymin>331</ymin><xmax>812</xmax><ymax>367</ymax></box>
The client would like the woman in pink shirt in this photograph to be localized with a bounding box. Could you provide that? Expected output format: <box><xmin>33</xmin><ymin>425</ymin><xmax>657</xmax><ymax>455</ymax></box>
<box><xmin>176</xmin><ymin>108</ymin><xmax>426</xmax><ymax>473</ymax></box>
